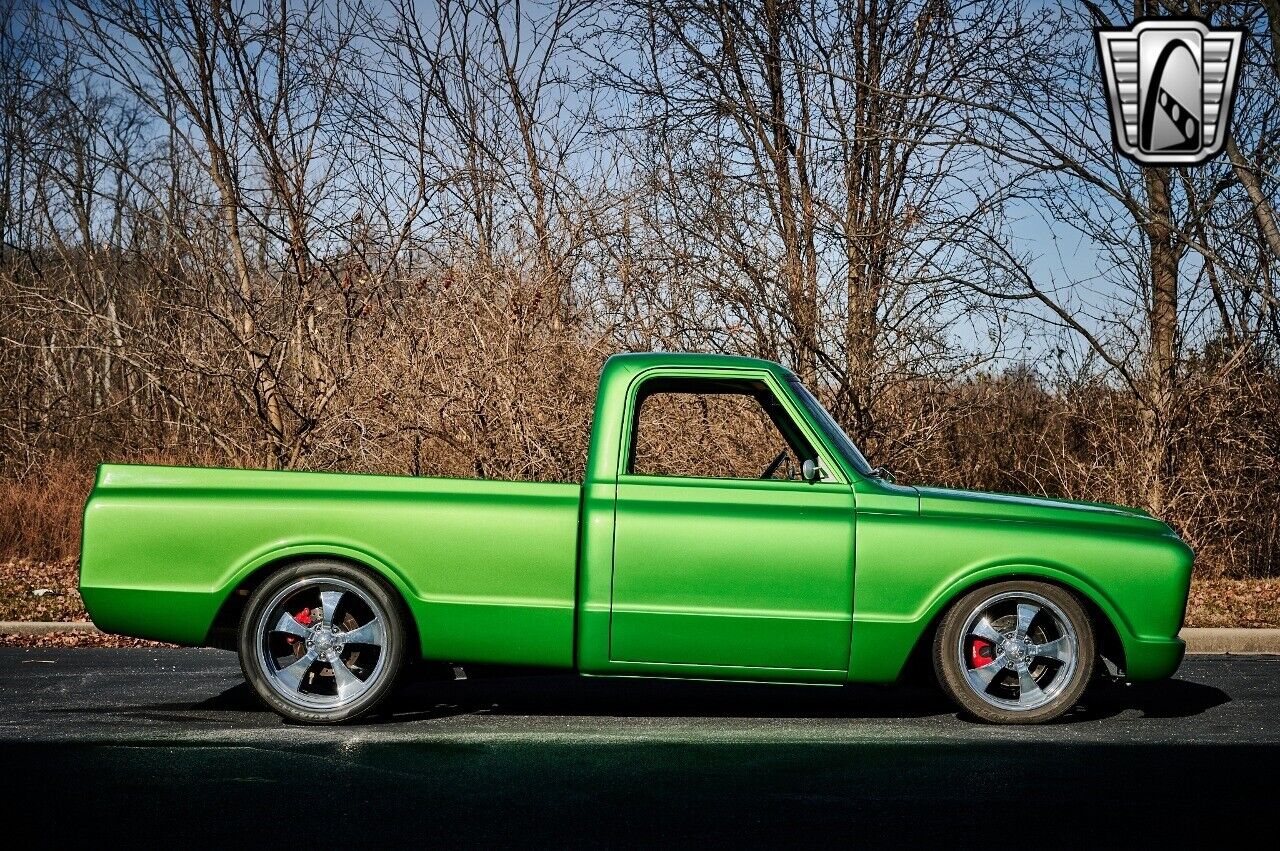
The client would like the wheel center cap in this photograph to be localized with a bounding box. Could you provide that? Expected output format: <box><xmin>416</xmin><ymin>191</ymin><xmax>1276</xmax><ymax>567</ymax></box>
<box><xmin>1003</xmin><ymin>638</ymin><xmax>1027</xmax><ymax>662</ymax></box>
<box><xmin>309</xmin><ymin>625</ymin><xmax>341</xmax><ymax>657</ymax></box>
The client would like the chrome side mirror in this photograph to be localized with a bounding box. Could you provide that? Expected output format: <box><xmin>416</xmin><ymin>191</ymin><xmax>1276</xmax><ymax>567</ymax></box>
<box><xmin>801</xmin><ymin>459</ymin><xmax>824</xmax><ymax>483</ymax></box>
<box><xmin>872</xmin><ymin>466</ymin><xmax>896</xmax><ymax>484</ymax></box>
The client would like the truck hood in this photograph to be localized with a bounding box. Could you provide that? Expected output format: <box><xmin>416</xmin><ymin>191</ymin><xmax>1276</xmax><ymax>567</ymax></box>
<box><xmin>914</xmin><ymin>485</ymin><xmax>1172</xmax><ymax>536</ymax></box>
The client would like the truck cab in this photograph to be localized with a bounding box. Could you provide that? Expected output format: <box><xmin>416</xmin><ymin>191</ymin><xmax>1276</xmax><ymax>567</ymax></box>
<box><xmin>577</xmin><ymin>352</ymin><xmax>871</xmax><ymax>682</ymax></box>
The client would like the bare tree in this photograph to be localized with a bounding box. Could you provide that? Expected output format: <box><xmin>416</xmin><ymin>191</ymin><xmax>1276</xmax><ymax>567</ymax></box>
<box><xmin>386</xmin><ymin>0</ymin><xmax>605</xmax><ymax>325</ymax></box>
<box><xmin>55</xmin><ymin>0</ymin><xmax>435</xmax><ymax>466</ymax></box>
<box><xmin>599</xmin><ymin>0</ymin><xmax>1030</xmax><ymax>445</ymax></box>
<box><xmin>961</xmin><ymin>0</ymin><xmax>1279</xmax><ymax>517</ymax></box>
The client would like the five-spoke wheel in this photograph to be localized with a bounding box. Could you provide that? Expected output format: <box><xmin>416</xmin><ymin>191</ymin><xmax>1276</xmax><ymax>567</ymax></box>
<box><xmin>934</xmin><ymin>581</ymin><xmax>1095</xmax><ymax>724</ymax></box>
<box><xmin>239</xmin><ymin>560</ymin><xmax>406</xmax><ymax>724</ymax></box>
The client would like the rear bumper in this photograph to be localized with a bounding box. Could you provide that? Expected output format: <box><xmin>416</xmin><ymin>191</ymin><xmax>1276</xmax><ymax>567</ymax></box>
<box><xmin>1122</xmin><ymin>635</ymin><xmax>1186</xmax><ymax>681</ymax></box>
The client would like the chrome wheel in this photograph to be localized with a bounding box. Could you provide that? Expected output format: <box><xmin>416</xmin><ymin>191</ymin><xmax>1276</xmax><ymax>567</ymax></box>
<box><xmin>255</xmin><ymin>576</ymin><xmax>390</xmax><ymax>712</ymax></box>
<box><xmin>956</xmin><ymin>590</ymin><xmax>1078</xmax><ymax>712</ymax></box>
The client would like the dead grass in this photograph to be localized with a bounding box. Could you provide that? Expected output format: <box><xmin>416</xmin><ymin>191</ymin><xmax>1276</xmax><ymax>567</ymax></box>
<box><xmin>0</xmin><ymin>461</ymin><xmax>94</xmax><ymax>565</ymax></box>
<box><xmin>0</xmin><ymin>558</ymin><xmax>84</xmax><ymax>621</ymax></box>
<box><xmin>1185</xmin><ymin>578</ymin><xmax>1280</xmax><ymax>628</ymax></box>
<box><xmin>0</xmin><ymin>632</ymin><xmax>174</xmax><ymax>647</ymax></box>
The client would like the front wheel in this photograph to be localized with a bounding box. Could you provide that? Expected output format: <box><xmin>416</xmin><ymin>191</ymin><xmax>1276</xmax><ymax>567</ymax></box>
<box><xmin>238</xmin><ymin>560</ymin><xmax>407</xmax><ymax>724</ymax></box>
<box><xmin>933</xmin><ymin>581</ymin><xmax>1095</xmax><ymax>724</ymax></box>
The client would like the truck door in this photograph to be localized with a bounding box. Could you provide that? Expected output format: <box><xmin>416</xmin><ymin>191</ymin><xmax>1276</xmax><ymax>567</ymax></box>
<box><xmin>609</xmin><ymin>371</ymin><xmax>854</xmax><ymax>676</ymax></box>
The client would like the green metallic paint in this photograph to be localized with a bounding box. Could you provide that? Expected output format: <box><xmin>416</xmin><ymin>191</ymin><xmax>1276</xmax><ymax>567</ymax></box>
<box><xmin>79</xmin><ymin>352</ymin><xmax>1192</xmax><ymax>688</ymax></box>
<box><xmin>82</xmin><ymin>465</ymin><xmax>581</xmax><ymax>665</ymax></box>
<box><xmin>846</xmin><ymin>477</ymin><xmax>1192</xmax><ymax>682</ymax></box>
<box><xmin>609</xmin><ymin>474</ymin><xmax>854</xmax><ymax>677</ymax></box>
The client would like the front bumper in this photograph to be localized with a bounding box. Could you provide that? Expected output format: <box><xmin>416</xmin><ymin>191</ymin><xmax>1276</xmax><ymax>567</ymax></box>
<box><xmin>1122</xmin><ymin>635</ymin><xmax>1186</xmax><ymax>681</ymax></box>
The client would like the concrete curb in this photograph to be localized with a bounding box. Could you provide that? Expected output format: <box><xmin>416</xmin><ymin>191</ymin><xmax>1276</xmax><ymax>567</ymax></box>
<box><xmin>2</xmin><ymin>622</ymin><xmax>1279</xmax><ymax>653</ymax></box>
<box><xmin>0</xmin><ymin>621</ymin><xmax>102</xmax><ymax>636</ymax></box>
<box><xmin>1181</xmin><ymin>627</ymin><xmax>1280</xmax><ymax>654</ymax></box>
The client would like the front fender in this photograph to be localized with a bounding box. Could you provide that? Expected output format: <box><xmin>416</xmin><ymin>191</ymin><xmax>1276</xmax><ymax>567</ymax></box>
<box><xmin>848</xmin><ymin>561</ymin><xmax>1126</xmax><ymax>683</ymax></box>
<box><xmin>927</xmin><ymin>561</ymin><xmax>1133</xmax><ymax>635</ymax></box>
<box><xmin>847</xmin><ymin>512</ymin><xmax>1193</xmax><ymax>682</ymax></box>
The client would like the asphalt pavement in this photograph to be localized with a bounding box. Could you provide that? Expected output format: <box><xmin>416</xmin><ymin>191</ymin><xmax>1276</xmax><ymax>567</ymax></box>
<box><xmin>1</xmin><ymin>649</ymin><xmax>1277</xmax><ymax>846</ymax></box>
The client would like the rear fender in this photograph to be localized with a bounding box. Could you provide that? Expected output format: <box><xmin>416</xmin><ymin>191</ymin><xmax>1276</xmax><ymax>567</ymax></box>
<box><xmin>207</xmin><ymin>542</ymin><xmax>420</xmax><ymax>648</ymax></box>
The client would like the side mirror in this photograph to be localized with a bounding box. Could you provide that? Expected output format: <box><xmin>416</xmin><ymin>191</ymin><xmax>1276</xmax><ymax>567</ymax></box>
<box><xmin>801</xmin><ymin>459</ymin><xmax>824</xmax><ymax>483</ymax></box>
<box><xmin>872</xmin><ymin>466</ymin><xmax>897</xmax><ymax>484</ymax></box>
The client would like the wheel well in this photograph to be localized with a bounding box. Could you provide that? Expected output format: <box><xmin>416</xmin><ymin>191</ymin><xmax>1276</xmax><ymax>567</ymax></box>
<box><xmin>898</xmin><ymin>574</ymin><xmax>1127</xmax><ymax>683</ymax></box>
<box><xmin>203</xmin><ymin>555</ymin><xmax>420</xmax><ymax>658</ymax></box>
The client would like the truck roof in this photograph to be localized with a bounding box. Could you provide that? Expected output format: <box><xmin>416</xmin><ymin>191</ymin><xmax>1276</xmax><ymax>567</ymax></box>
<box><xmin>604</xmin><ymin>351</ymin><xmax>795</xmax><ymax>379</ymax></box>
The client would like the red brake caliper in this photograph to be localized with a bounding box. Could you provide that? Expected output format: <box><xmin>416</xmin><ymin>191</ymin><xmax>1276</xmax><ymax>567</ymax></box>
<box><xmin>284</xmin><ymin>607</ymin><xmax>313</xmax><ymax>645</ymax></box>
<box><xmin>970</xmin><ymin>638</ymin><xmax>994</xmax><ymax>668</ymax></box>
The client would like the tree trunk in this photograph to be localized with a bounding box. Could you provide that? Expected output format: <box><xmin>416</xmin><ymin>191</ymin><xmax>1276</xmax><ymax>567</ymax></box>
<box><xmin>1142</xmin><ymin>168</ymin><xmax>1179</xmax><ymax>516</ymax></box>
<box><xmin>1224</xmin><ymin>137</ymin><xmax>1280</xmax><ymax>262</ymax></box>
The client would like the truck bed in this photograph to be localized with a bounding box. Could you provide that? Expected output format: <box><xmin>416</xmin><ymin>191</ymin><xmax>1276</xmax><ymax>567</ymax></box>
<box><xmin>80</xmin><ymin>464</ymin><xmax>582</xmax><ymax>666</ymax></box>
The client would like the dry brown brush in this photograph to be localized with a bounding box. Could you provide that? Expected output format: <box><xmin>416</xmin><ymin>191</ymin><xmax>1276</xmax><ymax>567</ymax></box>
<box><xmin>1</xmin><ymin>0</ymin><xmax>1278</xmax><ymax>580</ymax></box>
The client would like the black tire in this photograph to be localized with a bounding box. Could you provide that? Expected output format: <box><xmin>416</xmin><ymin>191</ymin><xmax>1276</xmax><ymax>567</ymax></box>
<box><xmin>238</xmin><ymin>559</ymin><xmax>407</xmax><ymax>724</ymax></box>
<box><xmin>933</xmin><ymin>580</ymin><xmax>1095</xmax><ymax>724</ymax></box>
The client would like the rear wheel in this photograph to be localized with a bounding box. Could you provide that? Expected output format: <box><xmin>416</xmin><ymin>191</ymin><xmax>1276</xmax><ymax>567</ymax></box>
<box><xmin>238</xmin><ymin>560</ymin><xmax>407</xmax><ymax>724</ymax></box>
<box><xmin>933</xmin><ymin>581</ymin><xmax>1095</xmax><ymax>724</ymax></box>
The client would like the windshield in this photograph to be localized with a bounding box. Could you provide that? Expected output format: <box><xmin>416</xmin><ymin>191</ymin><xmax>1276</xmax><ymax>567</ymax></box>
<box><xmin>786</xmin><ymin>377</ymin><xmax>875</xmax><ymax>476</ymax></box>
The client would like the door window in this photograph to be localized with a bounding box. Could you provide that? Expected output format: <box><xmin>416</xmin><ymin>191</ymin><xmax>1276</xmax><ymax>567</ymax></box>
<box><xmin>628</xmin><ymin>378</ymin><xmax>815</xmax><ymax>481</ymax></box>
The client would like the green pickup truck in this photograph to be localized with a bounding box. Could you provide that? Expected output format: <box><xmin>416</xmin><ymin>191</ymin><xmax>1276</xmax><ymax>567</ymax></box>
<box><xmin>80</xmin><ymin>352</ymin><xmax>1192</xmax><ymax>724</ymax></box>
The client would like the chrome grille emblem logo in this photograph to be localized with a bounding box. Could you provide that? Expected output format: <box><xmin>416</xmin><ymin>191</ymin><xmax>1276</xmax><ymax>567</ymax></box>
<box><xmin>1095</xmin><ymin>18</ymin><xmax>1244</xmax><ymax>166</ymax></box>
